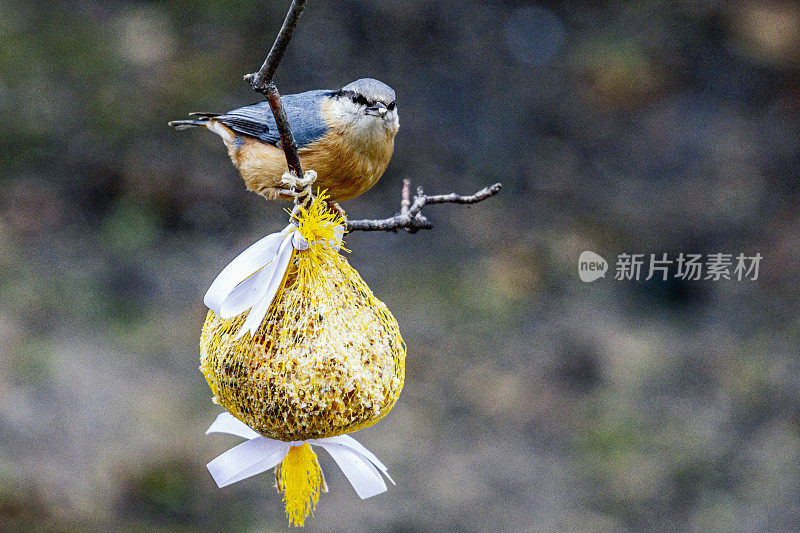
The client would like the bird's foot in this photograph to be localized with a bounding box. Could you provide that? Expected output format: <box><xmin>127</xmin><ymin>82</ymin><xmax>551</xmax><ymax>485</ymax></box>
<box><xmin>280</xmin><ymin>170</ymin><xmax>317</xmax><ymax>202</ymax></box>
<box><xmin>330</xmin><ymin>202</ymin><xmax>348</xmax><ymax>224</ymax></box>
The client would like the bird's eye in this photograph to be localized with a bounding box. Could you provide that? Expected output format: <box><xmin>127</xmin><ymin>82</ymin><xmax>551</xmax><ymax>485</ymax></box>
<box><xmin>387</xmin><ymin>102</ymin><xmax>395</xmax><ymax>110</ymax></box>
<box><xmin>352</xmin><ymin>94</ymin><xmax>369</xmax><ymax>106</ymax></box>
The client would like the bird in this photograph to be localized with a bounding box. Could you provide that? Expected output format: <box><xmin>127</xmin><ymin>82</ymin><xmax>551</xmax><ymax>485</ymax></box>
<box><xmin>169</xmin><ymin>78</ymin><xmax>399</xmax><ymax>204</ymax></box>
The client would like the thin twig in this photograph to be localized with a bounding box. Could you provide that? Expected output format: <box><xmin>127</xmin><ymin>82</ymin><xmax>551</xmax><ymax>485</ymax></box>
<box><xmin>242</xmin><ymin>0</ymin><xmax>502</xmax><ymax>230</ymax></box>
<box><xmin>264</xmin><ymin>84</ymin><xmax>303</xmax><ymax>180</ymax></box>
<box><xmin>244</xmin><ymin>0</ymin><xmax>307</xmax><ymax>182</ymax></box>
<box><xmin>244</xmin><ymin>0</ymin><xmax>308</xmax><ymax>91</ymax></box>
<box><xmin>346</xmin><ymin>182</ymin><xmax>502</xmax><ymax>233</ymax></box>
<box><xmin>400</xmin><ymin>179</ymin><xmax>411</xmax><ymax>216</ymax></box>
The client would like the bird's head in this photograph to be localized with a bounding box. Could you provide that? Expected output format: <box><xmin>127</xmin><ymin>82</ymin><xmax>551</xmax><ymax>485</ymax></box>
<box><xmin>331</xmin><ymin>78</ymin><xmax>399</xmax><ymax>138</ymax></box>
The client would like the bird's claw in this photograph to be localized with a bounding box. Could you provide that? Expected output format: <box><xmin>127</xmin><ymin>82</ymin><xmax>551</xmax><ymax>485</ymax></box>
<box><xmin>331</xmin><ymin>202</ymin><xmax>348</xmax><ymax>223</ymax></box>
<box><xmin>281</xmin><ymin>170</ymin><xmax>317</xmax><ymax>203</ymax></box>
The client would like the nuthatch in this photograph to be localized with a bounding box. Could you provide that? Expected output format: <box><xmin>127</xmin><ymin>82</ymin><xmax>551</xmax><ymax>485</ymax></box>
<box><xmin>169</xmin><ymin>78</ymin><xmax>399</xmax><ymax>203</ymax></box>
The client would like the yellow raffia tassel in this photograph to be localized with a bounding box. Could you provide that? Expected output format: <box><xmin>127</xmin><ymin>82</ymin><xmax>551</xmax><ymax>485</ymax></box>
<box><xmin>280</xmin><ymin>444</ymin><xmax>323</xmax><ymax>527</ymax></box>
<box><xmin>292</xmin><ymin>189</ymin><xmax>348</xmax><ymax>294</ymax></box>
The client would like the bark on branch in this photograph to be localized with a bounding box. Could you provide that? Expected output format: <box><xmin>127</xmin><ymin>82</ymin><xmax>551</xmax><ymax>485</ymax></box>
<box><xmin>243</xmin><ymin>0</ymin><xmax>307</xmax><ymax>179</ymax></box>
<box><xmin>244</xmin><ymin>0</ymin><xmax>307</xmax><ymax>92</ymax></box>
<box><xmin>346</xmin><ymin>180</ymin><xmax>503</xmax><ymax>233</ymax></box>
<box><xmin>263</xmin><ymin>84</ymin><xmax>303</xmax><ymax>179</ymax></box>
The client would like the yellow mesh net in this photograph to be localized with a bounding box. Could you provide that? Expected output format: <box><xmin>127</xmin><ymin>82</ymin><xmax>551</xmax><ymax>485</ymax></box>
<box><xmin>199</xmin><ymin>192</ymin><xmax>406</xmax><ymax>442</ymax></box>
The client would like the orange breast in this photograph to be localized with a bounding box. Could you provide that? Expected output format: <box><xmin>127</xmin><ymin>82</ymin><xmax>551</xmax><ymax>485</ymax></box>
<box><xmin>227</xmin><ymin>123</ymin><xmax>394</xmax><ymax>203</ymax></box>
<box><xmin>299</xmin><ymin>131</ymin><xmax>395</xmax><ymax>202</ymax></box>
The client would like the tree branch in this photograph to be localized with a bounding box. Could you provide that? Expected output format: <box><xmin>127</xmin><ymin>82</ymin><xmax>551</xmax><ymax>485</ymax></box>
<box><xmin>244</xmin><ymin>0</ymin><xmax>307</xmax><ymax>91</ymax></box>
<box><xmin>263</xmin><ymin>84</ymin><xmax>303</xmax><ymax>180</ymax></box>
<box><xmin>243</xmin><ymin>0</ymin><xmax>307</xmax><ymax>180</ymax></box>
<box><xmin>242</xmin><ymin>0</ymin><xmax>502</xmax><ymax>226</ymax></box>
<box><xmin>346</xmin><ymin>181</ymin><xmax>502</xmax><ymax>233</ymax></box>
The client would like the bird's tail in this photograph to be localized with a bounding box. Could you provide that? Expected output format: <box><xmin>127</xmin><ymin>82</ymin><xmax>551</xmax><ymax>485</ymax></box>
<box><xmin>168</xmin><ymin>119</ymin><xmax>206</xmax><ymax>130</ymax></box>
<box><xmin>168</xmin><ymin>112</ymin><xmax>220</xmax><ymax>130</ymax></box>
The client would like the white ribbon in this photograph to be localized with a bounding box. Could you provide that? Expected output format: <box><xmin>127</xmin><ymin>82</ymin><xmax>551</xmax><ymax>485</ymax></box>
<box><xmin>204</xmin><ymin>223</ymin><xmax>344</xmax><ymax>339</ymax></box>
<box><xmin>206</xmin><ymin>412</ymin><xmax>394</xmax><ymax>499</ymax></box>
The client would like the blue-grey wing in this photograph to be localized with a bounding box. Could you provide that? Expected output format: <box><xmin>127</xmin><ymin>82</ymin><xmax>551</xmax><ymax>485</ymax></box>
<box><xmin>217</xmin><ymin>90</ymin><xmax>334</xmax><ymax>147</ymax></box>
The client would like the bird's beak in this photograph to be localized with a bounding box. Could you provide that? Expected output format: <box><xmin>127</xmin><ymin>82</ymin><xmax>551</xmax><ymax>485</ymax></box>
<box><xmin>365</xmin><ymin>103</ymin><xmax>388</xmax><ymax>116</ymax></box>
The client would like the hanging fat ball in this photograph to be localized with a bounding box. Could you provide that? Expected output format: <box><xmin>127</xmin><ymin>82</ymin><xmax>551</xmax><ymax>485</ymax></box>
<box><xmin>200</xmin><ymin>191</ymin><xmax>405</xmax><ymax>441</ymax></box>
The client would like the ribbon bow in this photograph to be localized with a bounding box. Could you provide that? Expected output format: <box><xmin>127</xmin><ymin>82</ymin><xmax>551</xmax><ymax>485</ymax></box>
<box><xmin>206</xmin><ymin>412</ymin><xmax>394</xmax><ymax>499</ymax></box>
<box><xmin>203</xmin><ymin>223</ymin><xmax>343</xmax><ymax>339</ymax></box>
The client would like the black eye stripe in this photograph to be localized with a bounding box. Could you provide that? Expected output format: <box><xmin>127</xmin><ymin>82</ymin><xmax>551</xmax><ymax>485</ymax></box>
<box><xmin>338</xmin><ymin>89</ymin><xmax>394</xmax><ymax>109</ymax></box>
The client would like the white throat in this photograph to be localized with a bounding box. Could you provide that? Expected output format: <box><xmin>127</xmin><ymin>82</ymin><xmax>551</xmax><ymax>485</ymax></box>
<box><xmin>327</xmin><ymin>98</ymin><xmax>399</xmax><ymax>150</ymax></box>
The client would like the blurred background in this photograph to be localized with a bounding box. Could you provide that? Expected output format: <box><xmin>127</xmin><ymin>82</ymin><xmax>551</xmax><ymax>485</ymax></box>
<box><xmin>2</xmin><ymin>0</ymin><xmax>800</xmax><ymax>531</ymax></box>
